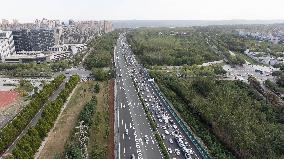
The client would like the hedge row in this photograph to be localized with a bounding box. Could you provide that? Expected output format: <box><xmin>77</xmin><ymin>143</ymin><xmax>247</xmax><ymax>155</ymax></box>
<box><xmin>155</xmin><ymin>133</ymin><xmax>170</xmax><ymax>159</ymax></box>
<box><xmin>0</xmin><ymin>75</ymin><xmax>65</xmax><ymax>154</ymax></box>
<box><xmin>10</xmin><ymin>75</ymin><xmax>80</xmax><ymax>159</ymax></box>
<box><xmin>64</xmin><ymin>96</ymin><xmax>97</xmax><ymax>158</ymax></box>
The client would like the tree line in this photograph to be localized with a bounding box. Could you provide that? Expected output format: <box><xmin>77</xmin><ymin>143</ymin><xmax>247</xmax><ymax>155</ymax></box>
<box><xmin>151</xmin><ymin>71</ymin><xmax>283</xmax><ymax>159</ymax></box>
<box><xmin>64</xmin><ymin>95</ymin><xmax>97</xmax><ymax>158</ymax></box>
<box><xmin>0</xmin><ymin>74</ymin><xmax>65</xmax><ymax>155</ymax></box>
<box><xmin>127</xmin><ymin>28</ymin><xmax>222</xmax><ymax>67</ymax></box>
<box><xmin>10</xmin><ymin>75</ymin><xmax>80</xmax><ymax>159</ymax></box>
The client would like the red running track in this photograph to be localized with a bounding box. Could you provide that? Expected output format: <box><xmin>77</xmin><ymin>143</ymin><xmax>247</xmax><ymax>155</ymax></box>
<box><xmin>0</xmin><ymin>91</ymin><xmax>19</xmax><ymax>108</ymax></box>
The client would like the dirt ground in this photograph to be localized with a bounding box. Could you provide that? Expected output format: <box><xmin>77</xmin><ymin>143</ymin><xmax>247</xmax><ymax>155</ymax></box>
<box><xmin>37</xmin><ymin>81</ymin><xmax>94</xmax><ymax>159</ymax></box>
<box><xmin>107</xmin><ymin>79</ymin><xmax>114</xmax><ymax>159</ymax></box>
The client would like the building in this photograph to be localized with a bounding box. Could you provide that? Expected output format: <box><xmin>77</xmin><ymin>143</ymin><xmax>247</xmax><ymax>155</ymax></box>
<box><xmin>49</xmin><ymin>44</ymin><xmax>86</xmax><ymax>55</ymax></box>
<box><xmin>12</xmin><ymin>30</ymin><xmax>31</xmax><ymax>52</ymax></box>
<box><xmin>102</xmin><ymin>20</ymin><xmax>113</xmax><ymax>33</ymax></box>
<box><xmin>12</xmin><ymin>29</ymin><xmax>56</xmax><ymax>51</ymax></box>
<box><xmin>1</xmin><ymin>19</ymin><xmax>9</xmax><ymax>25</ymax></box>
<box><xmin>4</xmin><ymin>54</ymin><xmax>47</xmax><ymax>63</ymax></box>
<box><xmin>29</xmin><ymin>29</ymin><xmax>55</xmax><ymax>51</ymax></box>
<box><xmin>0</xmin><ymin>30</ymin><xmax>15</xmax><ymax>62</ymax></box>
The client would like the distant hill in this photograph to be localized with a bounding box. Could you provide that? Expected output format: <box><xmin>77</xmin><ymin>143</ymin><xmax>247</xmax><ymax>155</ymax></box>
<box><xmin>112</xmin><ymin>20</ymin><xmax>284</xmax><ymax>28</ymax></box>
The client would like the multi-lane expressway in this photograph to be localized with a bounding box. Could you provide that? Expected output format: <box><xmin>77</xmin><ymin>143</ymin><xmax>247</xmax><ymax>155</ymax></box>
<box><xmin>115</xmin><ymin>34</ymin><xmax>163</xmax><ymax>159</ymax></box>
<box><xmin>115</xmin><ymin>33</ymin><xmax>209</xmax><ymax>159</ymax></box>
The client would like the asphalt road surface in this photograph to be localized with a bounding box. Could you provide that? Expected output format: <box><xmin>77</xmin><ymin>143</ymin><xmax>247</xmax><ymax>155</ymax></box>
<box><xmin>115</xmin><ymin>34</ymin><xmax>163</xmax><ymax>159</ymax></box>
<box><xmin>115</xmin><ymin>33</ymin><xmax>209</xmax><ymax>159</ymax></box>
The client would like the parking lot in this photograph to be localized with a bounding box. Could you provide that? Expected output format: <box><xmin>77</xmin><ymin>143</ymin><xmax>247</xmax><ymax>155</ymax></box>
<box><xmin>223</xmin><ymin>63</ymin><xmax>278</xmax><ymax>83</ymax></box>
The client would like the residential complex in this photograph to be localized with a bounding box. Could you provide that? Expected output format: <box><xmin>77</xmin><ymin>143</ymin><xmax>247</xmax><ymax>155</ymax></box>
<box><xmin>0</xmin><ymin>18</ymin><xmax>113</xmax><ymax>63</ymax></box>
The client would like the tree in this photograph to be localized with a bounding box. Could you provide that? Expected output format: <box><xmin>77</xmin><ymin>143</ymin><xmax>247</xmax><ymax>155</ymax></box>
<box><xmin>192</xmin><ymin>77</ymin><xmax>215</xmax><ymax>97</ymax></box>
<box><xmin>91</xmin><ymin>68</ymin><xmax>108</xmax><ymax>81</ymax></box>
<box><xmin>17</xmin><ymin>79</ymin><xmax>34</xmax><ymax>94</ymax></box>
<box><xmin>94</xmin><ymin>82</ymin><xmax>100</xmax><ymax>93</ymax></box>
<box><xmin>276</xmin><ymin>75</ymin><xmax>284</xmax><ymax>87</ymax></box>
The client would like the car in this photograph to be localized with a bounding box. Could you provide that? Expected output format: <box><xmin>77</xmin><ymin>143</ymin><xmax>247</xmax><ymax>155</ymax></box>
<box><xmin>131</xmin><ymin>154</ymin><xmax>135</xmax><ymax>159</ymax></box>
<box><xmin>169</xmin><ymin>138</ymin><xmax>173</xmax><ymax>144</ymax></box>
<box><xmin>144</xmin><ymin>135</ymin><xmax>149</xmax><ymax>143</ymax></box>
<box><xmin>125</xmin><ymin>129</ymin><xmax>128</xmax><ymax>135</ymax></box>
<box><xmin>162</xmin><ymin>126</ymin><xmax>167</xmax><ymax>130</ymax></box>
<box><xmin>161</xmin><ymin>134</ymin><xmax>166</xmax><ymax>140</ymax></box>
<box><xmin>175</xmin><ymin>149</ymin><xmax>180</xmax><ymax>155</ymax></box>
<box><xmin>184</xmin><ymin>153</ymin><xmax>192</xmax><ymax>159</ymax></box>
<box><xmin>189</xmin><ymin>149</ymin><xmax>193</xmax><ymax>155</ymax></box>
<box><xmin>173</xmin><ymin>125</ymin><xmax>177</xmax><ymax>129</ymax></box>
<box><xmin>159</xmin><ymin>119</ymin><xmax>163</xmax><ymax>123</ymax></box>
<box><xmin>165</xmin><ymin>130</ymin><xmax>170</xmax><ymax>135</ymax></box>
<box><xmin>168</xmin><ymin>148</ymin><xmax>173</xmax><ymax>154</ymax></box>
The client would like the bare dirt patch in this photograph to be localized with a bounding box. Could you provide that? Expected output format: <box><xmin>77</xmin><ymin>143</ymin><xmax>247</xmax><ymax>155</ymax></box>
<box><xmin>37</xmin><ymin>81</ymin><xmax>94</xmax><ymax>159</ymax></box>
<box><xmin>107</xmin><ymin>79</ymin><xmax>114</xmax><ymax>159</ymax></box>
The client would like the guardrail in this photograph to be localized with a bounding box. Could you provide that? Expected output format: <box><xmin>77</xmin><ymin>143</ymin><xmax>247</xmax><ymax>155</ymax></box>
<box><xmin>151</xmin><ymin>81</ymin><xmax>212</xmax><ymax>159</ymax></box>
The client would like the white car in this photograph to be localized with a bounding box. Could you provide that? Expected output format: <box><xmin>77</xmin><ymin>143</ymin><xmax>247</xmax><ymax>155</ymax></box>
<box><xmin>165</xmin><ymin>130</ymin><xmax>170</xmax><ymax>135</ymax></box>
<box><xmin>168</xmin><ymin>148</ymin><xmax>173</xmax><ymax>154</ymax></box>
<box><xmin>169</xmin><ymin>138</ymin><xmax>173</xmax><ymax>144</ymax></box>
<box><xmin>144</xmin><ymin>135</ymin><xmax>149</xmax><ymax>143</ymax></box>
<box><xmin>175</xmin><ymin>149</ymin><xmax>180</xmax><ymax>156</ymax></box>
<box><xmin>173</xmin><ymin>125</ymin><xmax>177</xmax><ymax>129</ymax></box>
<box><xmin>161</xmin><ymin>134</ymin><xmax>166</xmax><ymax>140</ymax></box>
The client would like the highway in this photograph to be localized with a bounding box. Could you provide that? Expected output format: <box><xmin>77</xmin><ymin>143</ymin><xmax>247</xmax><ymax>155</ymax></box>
<box><xmin>115</xmin><ymin>34</ymin><xmax>163</xmax><ymax>159</ymax></box>
<box><xmin>115</xmin><ymin>33</ymin><xmax>210</xmax><ymax>159</ymax></box>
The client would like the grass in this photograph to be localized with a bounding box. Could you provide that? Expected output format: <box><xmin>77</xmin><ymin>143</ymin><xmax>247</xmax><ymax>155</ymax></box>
<box><xmin>88</xmin><ymin>81</ymin><xmax>110</xmax><ymax>159</ymax></box>
<box><xmin>37</xmin><ymin>81</ymin><xmax>95</xmax><ymax>159</ymax></box>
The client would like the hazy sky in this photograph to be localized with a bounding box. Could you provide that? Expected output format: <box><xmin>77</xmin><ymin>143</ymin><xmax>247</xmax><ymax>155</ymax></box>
<box><xmin>1</xmin><ymin>0</ymin><xmax>284</xmax><ymax>22</ymax></box>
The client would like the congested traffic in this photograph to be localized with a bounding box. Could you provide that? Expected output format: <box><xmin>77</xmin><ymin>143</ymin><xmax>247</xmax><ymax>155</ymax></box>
<box><xmin>117</xmin><ymin>32</ymin><xmax>207</xmax><ymax>159</ymax></box>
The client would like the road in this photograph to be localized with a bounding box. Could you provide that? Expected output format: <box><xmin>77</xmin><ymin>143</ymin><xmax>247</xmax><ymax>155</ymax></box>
<box><xmin>115</xmin><ymin>33</ymin><xmax>210</xmax><ymax>159</ymax></box>
<box><xmin>115</xmin><ymin>34</ymin><xmax>163</xmax><ymax>159</ymax></box>
<box><xmin>2</xmin><ymin>77</ymin><xmax>68</xmax><ymax>156</ymax></box>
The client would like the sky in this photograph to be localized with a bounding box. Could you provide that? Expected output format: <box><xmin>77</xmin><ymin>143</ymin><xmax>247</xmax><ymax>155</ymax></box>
<box><xmin>1</xmin><ymin>0</ymin><xmax>284</xmax><ymax>22</ymax></box>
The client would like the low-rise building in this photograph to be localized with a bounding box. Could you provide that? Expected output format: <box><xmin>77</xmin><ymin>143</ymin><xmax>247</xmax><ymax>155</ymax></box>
<box><xmin>4</xmin><ymin>54</ymin><xmax>47</xmax><ymax>63</ymax></box>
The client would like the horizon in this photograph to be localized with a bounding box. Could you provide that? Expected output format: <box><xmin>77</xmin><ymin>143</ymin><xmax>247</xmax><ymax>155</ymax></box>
<box><xmin>1</xmin><ymin>0</ymin><xmax>284</xmax><ymax>23</ymax></box>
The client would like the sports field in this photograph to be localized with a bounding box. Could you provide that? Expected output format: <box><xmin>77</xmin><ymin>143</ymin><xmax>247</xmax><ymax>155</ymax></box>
<box><xmin>0</xmin><ymin>91</ymin><xmax>19</xmax><ymax>108</ymax></box>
